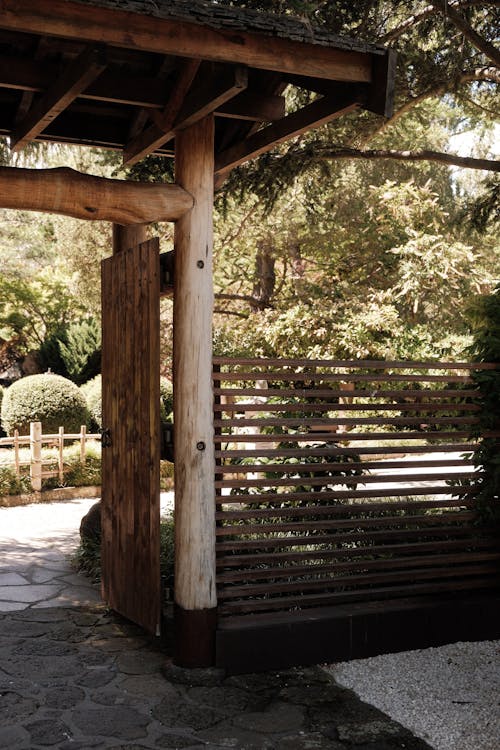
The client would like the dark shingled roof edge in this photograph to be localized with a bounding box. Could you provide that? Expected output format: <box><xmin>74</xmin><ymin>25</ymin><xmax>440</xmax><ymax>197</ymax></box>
<box><xmin>68</xmin><ymin>0</ymin><xmax>387</xmax><ymax>55</ymax></box>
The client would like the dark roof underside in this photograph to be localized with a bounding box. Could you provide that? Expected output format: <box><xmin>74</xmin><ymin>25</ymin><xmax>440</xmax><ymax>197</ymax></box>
<box><xmin>0</xmin><ymin>0</ymin><xmax>395</xmax><ymax>176</ymax></box>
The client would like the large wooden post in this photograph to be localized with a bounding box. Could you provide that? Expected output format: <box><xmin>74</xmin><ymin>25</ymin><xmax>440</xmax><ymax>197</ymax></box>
<box><xmin>173</xmin><ymin>115</ymin><xmax>217</xmax><ymax>667</ymax></box>
<box><xmin>112</xmin><ymin>223</ymin><xmax>148</xmax><ymax>254</ymax></box>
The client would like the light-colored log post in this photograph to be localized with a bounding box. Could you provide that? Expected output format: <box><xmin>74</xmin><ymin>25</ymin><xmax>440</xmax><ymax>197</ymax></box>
<box><xmin>80</xmin><ymin>424</ymin><xmax>87</xmax><ymax>465</ymax></box>
<box><xmin>30</xmin><ymin>421</ymin><xmax>42</xmax><ymax>492</ymax></box>
<box><xmin>58</xmin><ymin>426</ymin><xmax>65</xmax><ymax>485</ymax></box>
<box><xmin>173</xmin><ymin>114</ymin><xmax>217</xmax><ymax>667</ymax></box>
<box><xmin>14</xmin><ymin>429</ymin><xmax>20</xmax><ymax>478</ymax></box>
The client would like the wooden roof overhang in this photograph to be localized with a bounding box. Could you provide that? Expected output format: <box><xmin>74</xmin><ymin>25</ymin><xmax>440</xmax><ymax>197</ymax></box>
<box><xmin>0</xmin><ymin>0</ymin><xmax>395</xmax><ymax>182</ymax></box>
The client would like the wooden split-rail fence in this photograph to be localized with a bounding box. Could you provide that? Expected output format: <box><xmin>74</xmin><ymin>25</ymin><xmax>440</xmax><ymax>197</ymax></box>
<box><xmin>0</xmin><ymin>422</ymin><xmax>100</xmax><ymax>492</ymax></box>
<box><xmin>213</xmin><ymin>358</ymin><xmax>500</xmax><ymax>624</ymax></box>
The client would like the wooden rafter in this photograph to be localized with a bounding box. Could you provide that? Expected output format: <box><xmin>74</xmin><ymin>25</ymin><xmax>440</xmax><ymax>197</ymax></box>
<box><xmin>10</xmin><ymin>44</ymin><xmax>108</xmax><ymax>152</ymax></box>
<box><xmin>124</xmin><ymin>58</ymin><xmax>201</xmax><ymax>166</ymax></box>
<box><xmin>124</xmin><ymin>65</ymin><xmax>249</xmax><ymax>166</ymax></box>
<box><xmin>0</xmin><ymin>0</ymin><xmax>374</xmax><ymax>83</ymax></box>
<box><xmin>0</xmin><ymin>53</ymin><xmax>282</xmax><ymax>122</ymax></box>
<box><xmin>215</xmin><ymin>93</ymin><xmax>363</xmax><ymax>178</ymax></box>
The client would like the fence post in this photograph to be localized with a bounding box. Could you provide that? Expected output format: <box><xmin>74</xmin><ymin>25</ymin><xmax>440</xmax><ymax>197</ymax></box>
<box><xmin>80</xmin><ymin>424</ymin><xmax>86</xmax><ymax>465</ymax></box>
<box><xmin>58</xmin><ymin>426</ymin><xmax>64</xmax><ymax>485</ymax></box>
<box><xmin>30</xmin><ymin>421</ymin><xmax>42</xmax><ymax>492</ymax></box>
<box><xmin>14</xmin><ymin>428</ymin><xmax>20</xmax><ymax>478</ymax></box>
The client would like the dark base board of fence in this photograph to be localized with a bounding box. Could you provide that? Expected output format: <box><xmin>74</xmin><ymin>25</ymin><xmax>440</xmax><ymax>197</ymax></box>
<box><xmin>216</xmin><ymin>592</ymin><xmax>500</xmax><ymax>675</ymax></box>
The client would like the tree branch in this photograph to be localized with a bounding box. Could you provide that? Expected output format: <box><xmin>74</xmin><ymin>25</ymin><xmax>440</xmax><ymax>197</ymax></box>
<box><xmin>314</xmin><ymin>146</ymin><xmax>500</xmax><ymax>172</ymax></box>
<box><xmin>380</xmin><ymin>1</ymin><xmax>497</xmax><ymax>44</ymax></box>
<box><xmin>361</xmin><ymin>67</ymin><xmax>499</xmax><ymax>146</ymax></box>
<box><xmin>430</xmin><ymin>1</ymin><xmax>500</xmax><ymax>68</ymax></box>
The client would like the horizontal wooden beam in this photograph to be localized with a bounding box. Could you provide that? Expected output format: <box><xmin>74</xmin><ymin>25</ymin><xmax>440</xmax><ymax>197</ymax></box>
<box><xmin>0</xmin><ymin>54</ymin><xmax>285</xmax><ymax>122</ymax></box>
<box><xmin>217</xmin><ymin>92</ymin><xmax>285</xmax><ymax>122</ymax></box>
<box><xmin>124</xmin><ymin>65</ymin><xmax>248</xmax><ymax>166</ymax></box>
<box><xmin>215</xmin><ymin>94</ymin><xmax>362</xmax><ymax>177</ymax></box>
<box><xmin>0</xmin><ymin>166</ymin><xmax>193</xmax><ymax>224</ymax></box>
<box><xmin>10</xmin><ymin>45</ymin><xmax>107</xmax><ymax>151</ymax></box>
<box><xmin>0</xmin><ymin>53</ymin><xmax>169</xmax><ymax>108</ymax></box>
<box><xmin>0</xmin><ymin>0</ymin><xmax>374</xmax><ymax>83</ymax></box>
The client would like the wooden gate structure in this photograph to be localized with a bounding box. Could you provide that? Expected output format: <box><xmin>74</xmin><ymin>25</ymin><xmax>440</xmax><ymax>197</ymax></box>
<box><xmin>0</xmin><ymin>0</ymin><xmax>497</xmax><ymax>671</ymax></box>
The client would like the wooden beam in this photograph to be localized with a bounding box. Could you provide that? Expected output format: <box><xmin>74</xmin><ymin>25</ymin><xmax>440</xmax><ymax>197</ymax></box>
<box><xmin>124</xmin><ymin>59</ymin><xmax>201</xmax><ymax>166</ymax></box>
<box><xmin>0</xmin><ymin>166</ymin><xmax>193</xmax><ymax>224</ymax></box>
<box><xmin>365</xmin><ymin>48</ymin><xmax>397</xmax><ymax>118</ymax></box>
<box><xmin>216</xmin><ymin>92</ymin><xmax>285</xmax><ymax>122</ymax></box>
<box><xmin>173</xmin><ymin>114</ymin><xmax>217</xmax><ymax>666</ymax></box>
<box><xmin>124</xmin><ymin>65</ymin><xmax>248</xmax><ymax>166</ymax></box>
<box><xmin>10</xmin><ymin>44</ymin><xmax>107</xmax><ymax>151</ymax></box>
<box><xmin>0</xmin><ymin>0</ymin><xmax>374</xmax><ymax>83</ymax></box>
<box><xmin>0</xmin><ymin>53</ymin><xmax>168</xmax><ymax>108</ymax></box>
<box><xmin>215</xmin><ymin>94</ymin><xmax>362</xmax><ymax>177</ymax></box>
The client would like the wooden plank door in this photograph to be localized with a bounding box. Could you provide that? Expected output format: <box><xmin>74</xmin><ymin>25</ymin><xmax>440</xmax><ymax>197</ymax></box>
<box><xmin>101</xmin><ymin>238</ymin><xmax>161</xmax><ymax>636</ymax></box>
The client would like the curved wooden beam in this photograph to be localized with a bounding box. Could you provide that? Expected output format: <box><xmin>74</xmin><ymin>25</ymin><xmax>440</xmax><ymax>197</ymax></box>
<box><xmin>0</xmin><ymin>166</ymin><xmax>194</xmax><ymax>224</ymax></box>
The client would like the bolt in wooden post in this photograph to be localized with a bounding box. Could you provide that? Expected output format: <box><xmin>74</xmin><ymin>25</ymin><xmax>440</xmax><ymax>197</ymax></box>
<box><xmin>30</xmin><ymin>421</ymin><xmax>42</xmax><ymax>492</ymax></box>
<box><xmin>173</xmin><ymin>114</ymin><xmax>217</xmax><ymax>667</ymax></box>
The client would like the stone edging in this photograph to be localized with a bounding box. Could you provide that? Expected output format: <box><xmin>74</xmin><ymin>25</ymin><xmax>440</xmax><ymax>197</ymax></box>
<box><xmin>0</xmin><ymin>486</ymin><xmax>101</xmax><ymax>508</ymax></box>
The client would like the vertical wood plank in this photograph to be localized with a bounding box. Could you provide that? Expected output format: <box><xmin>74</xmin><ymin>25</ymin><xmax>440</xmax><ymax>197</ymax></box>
<box><xmin>173</xmin><ymin>114</ymin><xmax>217</xmax><ymax>666</ymax></box>
<box><xmin>101</xmin><ymin>238</ymin><xmax>161</xmax><ymax>635</ymax></box>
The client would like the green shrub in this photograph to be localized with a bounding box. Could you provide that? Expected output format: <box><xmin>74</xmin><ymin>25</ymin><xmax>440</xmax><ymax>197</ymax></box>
<box><xmin>1</xmin><ymin>373</ymin><xmax>89</xmax><ymax>436</ymax></box>
<box><xmin>73</xmin><ymin>511</ymin><xmax>175</xmax><ymax>589</ymax></box>
<box><xmin>0</xmin><ymin>466</ymin><xmax>31</xmax><ymax>496</ymax></box>
<box><xmin>81</xmin><ymin>374</ymin><xmax>102</xmax><ymax>430</ymax></box>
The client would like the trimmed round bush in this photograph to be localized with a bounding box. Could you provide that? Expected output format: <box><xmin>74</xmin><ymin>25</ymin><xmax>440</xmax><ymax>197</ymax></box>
<box><xmin>81</xmin><ymin>374</ymin><xmax>102</xmax><ymax>430</ymax></box>
<box><xmin>1</xmin><ymin>373</ymin><xmax>89</xmax><ymax>436</ymax></box>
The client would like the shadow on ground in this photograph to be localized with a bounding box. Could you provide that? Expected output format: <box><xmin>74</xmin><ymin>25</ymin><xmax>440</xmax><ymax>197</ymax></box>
<box><xmin>0</xmin><ymin>605</ymin><xmax>433</xmax><ymax>750</ymax></box>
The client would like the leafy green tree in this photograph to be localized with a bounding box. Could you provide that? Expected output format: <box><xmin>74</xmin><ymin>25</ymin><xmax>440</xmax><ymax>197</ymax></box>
<box><xmin>58</xmin><ymin>318</ymin><xmax>101</xmax><ymax>385</ymax></box>
<box><xmin>0</xmin><ymin>270</ymin><xmax>81</xmax><ymax>352</ymax></box>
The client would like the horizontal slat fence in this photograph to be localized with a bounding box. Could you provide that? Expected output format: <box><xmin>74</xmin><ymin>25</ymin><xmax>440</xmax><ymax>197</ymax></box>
<box><xmin>213</xmin><ymin>358</ymin><xmax>500</xmax><ymax>619</ymax></box>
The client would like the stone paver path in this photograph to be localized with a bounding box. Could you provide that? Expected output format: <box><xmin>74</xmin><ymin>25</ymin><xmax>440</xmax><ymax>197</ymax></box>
<box><xmin>0</xmin><ymin>498</ymin><xmax>101</xmax><ymax>611</ymax></box>
<box><xmin>0</xmin><ymin>605</ymin><xmax>433</xmax><ymax>750</ymax></box>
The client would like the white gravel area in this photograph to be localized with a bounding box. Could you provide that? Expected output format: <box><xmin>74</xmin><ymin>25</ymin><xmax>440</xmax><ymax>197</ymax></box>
<box><xmin>325</xmin><ymin>640</ymin><xmax>500</xmax><ymax>750</ymax></box>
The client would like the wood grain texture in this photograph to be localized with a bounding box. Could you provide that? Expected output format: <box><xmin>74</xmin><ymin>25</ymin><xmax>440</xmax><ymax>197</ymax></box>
<box><xmin>213</xmin><ymin>358</ymin><xmax>500</xmax><ymax>618</ymax></box>
<box><xmin>0</xmin><ymin>0</ymin><xmax>374</xmax><ymax>83</ymax></box>
<box><xmin>101</xmin><ymin>238</ymin><xmax>161</xmax><ymax>636</ymax></box>
<box><xmin>11</xmin><ymin>44</ymin><xmax>107</xmax><ymax>151</ymax></box>
<box><xmin>173</xmin><ymin>115</ymin><xmax>217</xmax><ymax>612</ymax></box>
<box><xmin>0</xmin><ymin>166</ymin><xmax>193</xmax><ymax>224</ymax></box>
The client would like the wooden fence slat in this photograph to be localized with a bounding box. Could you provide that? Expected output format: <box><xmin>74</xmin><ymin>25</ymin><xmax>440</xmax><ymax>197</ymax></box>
<box><xmin>218</xmin><ymin>577</ymin><xmax>500</xmax><ymax>615</ymax></box>
<box><xmin>213</xmin><ymin>371</ymin><xmax>474</xmax><ymax>383</ymax></box>
<box><xmin>214</xmin><ymin>402</ymin><xmax>481</xmax><ymax>413</ymax></box>
<box><xmin>212</xmin><ymin>356</ymin><xmax>497</xmax><ymax>370</ymax></box>
<box><xmin>216</xmin><ymin>458</ymin><xmax>474</xmax><ymax>474</ymax></box>
<box><xmin>216</xmin><ymin>537</ymin><xmax>499</xmax><ymax>569</ymax></box>
<box><xmin>214</xmin><ymin>387</ymin><xmax>481</xmax><ymax>399</ymax></box>
<box><xmin>214</xmin><ymin>430</ymin><xmax>499</xmax><ymax>443</ymax></box>
<box><xmin>215</xmin><ymin>443</ymin><xmax>479</xmax><ymax>458</ymax></box>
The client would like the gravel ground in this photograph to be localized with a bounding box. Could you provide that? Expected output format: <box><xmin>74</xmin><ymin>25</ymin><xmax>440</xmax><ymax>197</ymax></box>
<box><xmin>325</xmin><ymin>640</ymin><xmax>500</xmax><ymax>750</ymax></box>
